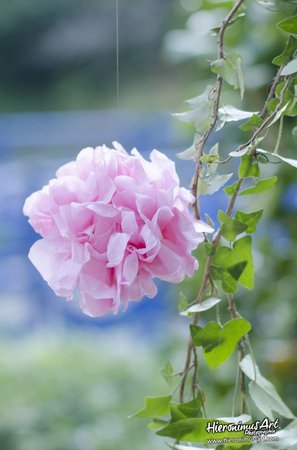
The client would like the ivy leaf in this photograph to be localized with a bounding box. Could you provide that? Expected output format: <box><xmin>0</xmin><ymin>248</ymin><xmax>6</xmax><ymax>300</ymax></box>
<box><xmin>281</xmin><ymin>59</ymin><xmax>297</xmax><ymax>76</ymax></box>
<box><xmin>178</xmin><ymin>292</ymin><xmax>188</xmax><ymax>313</ymax></box>
<box><xmin>131</xmin><ymin>395</ymin><xmax>172</xmax><ymax>418</ymax></box>
<box><xmin>268</xmin><ymin>102</ymin><xmax>290</xmax><ymax>127</ymax></box>
<box><xmin>161</xmin><ymin>361</ymin><xmax>174</xmax><ymax>387</ymax></box>
<box><xmin>212</xmin><ymin>236</ymin><xmax>254</xmax><ymax>290</ymax></box>
<box><xmin>268</xmin><ymin>78</ymin><xmax>297</xmax><ymax>117</ymax></box>
<box><xmin>240</xmin><ymin>177</ymin><xmax>277</xmax><ymax>196</ymax></box>
<box><xmin>147</xmin><ymin>418</ymin><xmax>169</xmax><ymax>430</ymax></box>
<box><xmin>238</xmin><ymin>154</ymin><xmax>260</xmax><ymax>178</ymax></box>
<box><xmin>256</xmin><ymin>148</ymin><xmax>297</xmax><ymax>168</ymax></box>
<box><xmin>273</xmin><ymin>36</ymin><xmax>297</xmax><ymax>66</ymax></box>
<box><xmin>180</xmin><ymin>297</ymin><xmax>222</xmax><ymax>316</ymax></box>
<box><xmin>235</xmin><ymin>210</ymin><xmax>263</xmax><ymax>233</ymax></box>
<box><xmin>173</xmin><ymin>108</ymin><xmax>211</xmax><ymax>133</ymax></box>
<box><xmin>210</xmin><ymin>265</ymin><xmax>238</xmax><ymax>293</ymax></box>
<box><xmin>255</xmin><ymin>0</ymin><xmax>297</xmax><ymax>13</ymax></box>
<box><xmin>218</xmin><ymin>210</ymin><xmax>247</xmax><ymax>241</ymax></box>
<box><xmin>217</xmin><ymin>105</ymin><xmax>255</xmax><ymax>130</ymax></box>
<box><xmin>240</xmin><ymin>355</ymin><xmax>295</xmax><ymax>419</ymax></box>
<box><xmin>191</xmin><ymin>319</ymin><xmax>252</xmax><ymax>369</ymax></box>
<box><xmin>174</xmin><ymin>398</ymin><xmax>203</xmax><ymax>419</ymax></box>
<box><xmin>224</xmin><ymin>180</ymin><xmax>241</xmax><ymax>196</ymax></box>
<box><xmin>157</xmin><ymin>416</ymin><xmax>250</xmax><ymax>441</ymax></box>
<box><xmin>199</xmin><ymin>173</ymin><xmax>233</xmax><ymax>195</ymax></box>
<box><xmin>176</xmin><ymin>144</ymin><xmax>198</xmax><ymax>161</ymax></box>
<box><xmin>173</xmin><ymin>86</ymin><xmax>215</xmax><ymax>134</ymax></box>
<box><xmin>239</xmin><ymin>113</ymin><xmax>263</xmax><ymax>131</ymax></box>
<box><xmin>277</xmin><ymin>15</ymin><xmax>297</xmax><ymax>34</ymax></box>
<box><xmin>211</xmin><ymin>52</ymin><xmax>245</xmax><ymax>99</ymax></box>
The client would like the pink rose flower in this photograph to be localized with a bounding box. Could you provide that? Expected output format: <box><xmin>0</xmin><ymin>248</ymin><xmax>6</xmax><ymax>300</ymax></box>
<box><xmin>23</xmin><ymin>143</ymin><xmax>212</xmax><ymax>317</ymax></box>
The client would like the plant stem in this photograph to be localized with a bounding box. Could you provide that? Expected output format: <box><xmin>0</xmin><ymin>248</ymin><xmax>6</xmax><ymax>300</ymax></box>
<box><xmin>274</xmin><ymin>114</ymin><xmax>284</xmax><ymax>155</ymax></box>
<box><xmin>227</xmin><ymin>294</ymin><xmax>248</xmax><ymax>414</ymax></box>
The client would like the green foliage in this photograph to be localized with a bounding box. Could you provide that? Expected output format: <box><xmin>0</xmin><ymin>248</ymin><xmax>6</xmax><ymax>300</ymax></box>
<box><xmin>180</xmin><ymin>297</ymin><xmax>222</xmax><ymax>316</ymax></box>
<box><xmin>239</xmin><ymin>114</ymin><xmax>263</xmax><ymax>131</ymax></box>
<box><xmin>273</xmin><ymin>36</ymin><xmax>297</xmax><ymax>66</ymax></box>
<box><xmin>240</xmin><ymin>177</ymin><xmax>277</xmax><ymax>196</ymax></box>
<box><xmin>211</xmin><ymin>52</ymin><xmax>244</xmax><ymax>98</ymax></box>
<box><xmin>224</xmin><ymin>181</ymin><xmax>241</xmax><ymax>197</ymax></box>
<box><xmin>234</xmin><ymin>210</ymin><xmax>263</xmax><ymax>233</ymax></box>
<box><xmin>281</xmin><ymin>59</ymin><xmax>297</xmax><ymax>76</ymax></box>
<box><xmin>267</xmin><ymin>77</ymin><xmax>297</xmax><ymax>117</ymax></box>
<box><xmin>256</xmin><ymin>148</ymin><xmax>297</xmax><ymax>168</ymax></box>
<box><xmin>199</xmin><ymin>173</ymin><xmax>234</xmax><ymax>195</ymax></box>
<box><xmin>217</xmin><ymin>210</ymin><xmax>247</xmax><ymax>241</ymax></box>
<box><xmin>173</xmin><ymin>85</ymin><xmax>214</xmax><ymax>134</ymax></box>
<box><xmin>218</xmin><ymin>106</ymin><xmax>256</xmax><ymax>130</ymax></box>
<box><xmin>161</xmin><ymin>361</ymin><xmax>174</xmax><ymax>386</ymax></box>
<box><xmin>156</xmin><ymin>416</ymin><xmax>250</xmax><ymax>441</ymax></box>
<box><xmin>277</xmin><ymin>15</ymin><xmax>297</xmax><ymax>34</ymax></box>
<box><xmin>240</xmin><ymin>355</ymin><xmax>295</xmax><ymax>419</ymax></box>
<box><xmin>178</xmin><ymin>292</ymin><xmax>189</xmax><ymax>312</ymax></box>
<box><xmin>132</xmin><ymin>396</ymin><xmax>172</xmax><ymax>418</ymax></box>
<box><xmin>191</xmin><ymin>319</ymin><xmax>251</xmax><ymax>369</ymax></box>
<box><xmin>212</xmin><ymin>236</ymin><xmax>254</xmax><ymax>292</ymax></box>
<box><xmin>238</xmin><ymin>154</ymin><xmax>260</xmax><ymax>178</ymax></box>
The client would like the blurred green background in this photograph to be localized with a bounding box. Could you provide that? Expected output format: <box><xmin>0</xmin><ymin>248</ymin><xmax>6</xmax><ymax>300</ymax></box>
<box><xmin>1</xmin><ymin>1</ymin><xmax>296</xmax><ymax>449</ymax></box>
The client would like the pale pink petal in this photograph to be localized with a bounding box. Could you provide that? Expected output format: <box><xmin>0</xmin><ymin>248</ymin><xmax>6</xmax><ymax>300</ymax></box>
<box><xmin>80</xmin><ymin>292</ymin><xmax>114</xmax><ymax>317</ymax></box>
<box><xmin>107</xmin><ymin>232</ymin><xmax>130</xmax><ymax>267</ymax></box>
<box><xmin>123</xmin><ymin>251</ymin><xmax>139</xmax><ymax>284</ymax></box>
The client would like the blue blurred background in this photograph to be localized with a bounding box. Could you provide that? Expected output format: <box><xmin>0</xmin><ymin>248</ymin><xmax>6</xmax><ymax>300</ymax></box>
<box><xmin>1</xmin><ymin>1</ymin><xmax>296</xmax><ymax>449</ymax></box>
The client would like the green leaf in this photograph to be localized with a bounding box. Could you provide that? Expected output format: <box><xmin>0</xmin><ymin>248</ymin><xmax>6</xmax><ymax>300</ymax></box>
<box><xmin>211</xmin><ymin>52</ymin><xmax>245</xmax><ymax>98</ymax></box>
<box><xmin>238</xmin><ymin>154</ymin><xmax>260</xmax><ymax>178</ymax></box>
<box><xmin>240</xmin><ymin>177</ymin><xmax>277</xmax><ymax>196</ymax></box>
<box><xmin>293</xmin><ymin>126</ymin><xmax>297</xmax><ymax>142</ymax></box>
<box><xmin>256</xmin><ymin>0</ymin><xmax>297</xmax><ymax>13</ymax></box>
<box><xmin>235</xmin><ymin>210</ymin><xmax>263</xmax><ymax>233</ymax></box>
<box><xmin>240</xmin><ymin>355</ymin><xmax>295</xmax><ymax>420</ymax></box>
<box><xmin>199</xmin><ymin>173</ymin><xmax>233</xmax><ymax>196</ymax></box>
<box><xmin>210</xmin><ymin>265</ymin><xmax>237</xmax><ymax>293</ymax></box>
<box><xmin>281</xmin><ymin>59</ymin><xmax>297</xmax><ymax>76</ymax></box>
<box><xmin>268</xmin><ymin>78</ymin><xmax>297</xmax><ymax>117</ymax></box>
<box><xmin>191</xmin><ymin>319</ymin><xmax>252</xmax><ymax>369</ymax></box>
<box><xmin>157</xmin><ymin>416</ymin><xmax>250</xmax><ymax>441</ymax></box>
<box><xmin>277</xmin><ymin>15</ymin><xmax>297</xmax><ymax>34</ymax></box>
<box><xmin>176</xmin><ymin>144</ymin><xmax>198</xmax><ymax>161</ymax></box>
<box><xmin>178</xmin><ymin>292</ymin><xmax>188</xmax><ymax>313</ymax></box>
<box><xmin>131</xmin><ymin>395</ymin><xmax>172</xmax><ymax>418</ymax></box>
<box><xmin>161</xmin><ymin>361</ymin><xmax>174</xmax><ymax>387</ymax></box>
<box><xmin>173</xmin><ymin>86</ymin><xmax>215</xmax><ymax>134</ymax></box>
<box><xmin>217</xmin><ymin>105</ymin><xmax>255</xmax><ymax>130</ymax></box>
<box><xmin>147</xmin><ymin>418</ymin><xmax>169</xmax><ymax>430</ymax></box>
<box><xmin>173</xmin><ymin>108</ymin><xmax>211</xmax><ymax>133</ymax></box>
<box><xmin>218</xmin><ymin>210</ymin><xmax>248</xmax><ymax>241</ymax></box>
<box><xmin>256</xmin><ymin>148</ymin><xmax>297</xmax><ymax>168</ymax></box>
<box><xmin>213</xmin><ymin>236</ymin><xmax>254</xmax><ymax>290</ymax></box>
<box><xmin>174</xmin><ymin>398</ymin><xmax>203</xmax><ymax>419</ymax></box>
<box><xmin>239</xmin><ymin>113</ymin><xmax>263</xmax><ymax>131</ymax></box>
<box><xmin>180</xmin><ymin>297</ymin><xmax>222</xmax><ymax>316</ymax></box>
<box><xmin>273</xmin><ymin>36</ymin><xmax>297</xmax><ymax>66</ymax></box>
<box><xmin>227</xmin><ymin>261</ymin><xmax>248</xmax><ymax>280</ymax></box>
<box><xmin>224</xmin><ymin>181</ymin><xmax>241</xmax><ymax>196</ymax></box>
<box><xmin>190</xmin><ymin>318</ymin><xmax>251</xmax><ymax>369</ymax></box>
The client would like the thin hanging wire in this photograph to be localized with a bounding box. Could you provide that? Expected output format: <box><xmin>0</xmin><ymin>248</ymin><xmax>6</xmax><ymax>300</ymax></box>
<box><xmin>116</xmin><ymin>0</ymin><xmax>120</xmax><ymax>111</ymax></box>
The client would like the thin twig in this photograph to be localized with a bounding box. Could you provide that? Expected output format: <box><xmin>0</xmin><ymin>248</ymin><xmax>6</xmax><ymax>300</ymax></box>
<box><xmin>227</xmin><ymin>294</ymin><xmax>248</xmax><ymax>414</ymax></box>
<box><xmin>260</xmin><ymin>64</ymin><xmax>285</xmax><ymax>118</ymax></box>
